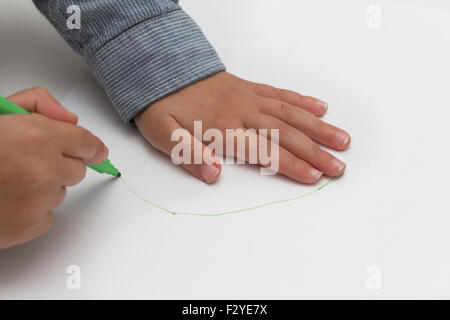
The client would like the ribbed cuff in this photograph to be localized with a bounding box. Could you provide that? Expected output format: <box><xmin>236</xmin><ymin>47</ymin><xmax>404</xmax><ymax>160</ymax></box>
<box><xmin>88</xmin><ymin>9</ymin><xmax>226</xmax><ymax>123</ymax></box>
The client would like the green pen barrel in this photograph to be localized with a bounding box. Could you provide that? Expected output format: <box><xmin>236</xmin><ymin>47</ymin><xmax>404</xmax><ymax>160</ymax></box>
<box><xmin>88</xmin><ymin>159</ymin><xmax>120</xmax><ymax>177</ymax></box>
<box><xmin>0</xmin><ymin>96</ymin><xmax>30</xmax><ymax>115</ymax></box>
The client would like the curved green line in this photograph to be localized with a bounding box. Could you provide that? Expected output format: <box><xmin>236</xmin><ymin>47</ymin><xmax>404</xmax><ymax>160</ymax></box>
<box><xmin>119</xmin><ymin>174</ymin><xmax>343</xmax><ymax>217</ymax></box>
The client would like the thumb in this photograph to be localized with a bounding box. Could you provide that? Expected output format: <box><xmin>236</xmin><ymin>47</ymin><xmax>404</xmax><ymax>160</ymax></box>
<box><xmin>180</xmin><ymin>141</ymin><xmax>222</xmax><ymax>184</ymax></box>
<box><xmin>137</xmin><ymin>115</ymin><xmax>222</xmax><ymax>184</ymax></box>
<box><xmin>7</xmin><ymin>87</ymin><xmax>78</xmax><ymax>124</ymax></box>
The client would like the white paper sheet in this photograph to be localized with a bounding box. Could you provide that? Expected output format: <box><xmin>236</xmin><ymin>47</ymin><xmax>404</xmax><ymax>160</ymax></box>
<box><xmin>1</xmin><ymin>0</ymin><xmax>449</xmax><ymax>299</ymax></box>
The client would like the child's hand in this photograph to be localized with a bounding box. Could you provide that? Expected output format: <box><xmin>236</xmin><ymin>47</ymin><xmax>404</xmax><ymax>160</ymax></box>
<box><xmin>0</xmin><ymin>87</ymin><xmax>108</xmax><ymax>249</ymax></box>
<box><xmin>135</xmin><ymin>72</ymin><xmax>351</xmax><ymax>184</ymax></box>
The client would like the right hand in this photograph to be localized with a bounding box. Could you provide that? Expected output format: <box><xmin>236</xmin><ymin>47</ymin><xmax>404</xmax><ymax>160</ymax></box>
<box><xmin>0</xmin><ymin>87</ymin><xmax>108</xmax><ymax>249</ymax></box>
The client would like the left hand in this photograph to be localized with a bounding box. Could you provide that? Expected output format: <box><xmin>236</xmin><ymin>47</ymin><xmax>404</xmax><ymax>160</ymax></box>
<box><xmin>135</xmin><ymin>72</ymin><xmax>351</xmax><ymax>184</ymax></box>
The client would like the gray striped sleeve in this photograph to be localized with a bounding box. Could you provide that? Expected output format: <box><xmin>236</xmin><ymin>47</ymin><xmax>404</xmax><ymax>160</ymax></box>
<box><xmin>33</xmin><ymin>0</ymin><xmax>226</xmax><ymax>123</ymax></box>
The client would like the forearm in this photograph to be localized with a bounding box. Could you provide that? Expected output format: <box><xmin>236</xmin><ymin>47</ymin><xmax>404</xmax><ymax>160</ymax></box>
<box><xmin>33</xmin><ymin>0</ymin><xmax>225</xmax><ymax>123</ymax></box>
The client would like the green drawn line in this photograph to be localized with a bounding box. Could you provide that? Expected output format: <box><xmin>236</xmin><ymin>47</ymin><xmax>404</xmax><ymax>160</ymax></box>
<box><xmin>119</xmin><ymin>174</ymin><xmax>343</xmax><ymax>217</ymax></box>
<box><xmin>120</xmin><ymin>178</ymin><xmax>175</xmax><ymax>215</ymax></box>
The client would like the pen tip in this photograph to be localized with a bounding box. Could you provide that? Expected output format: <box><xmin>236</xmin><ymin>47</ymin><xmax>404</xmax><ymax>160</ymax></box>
<box><xmin>116</xmin><ymin>172</ymin><xmax>121</xmax><ymax>178</ymax></box>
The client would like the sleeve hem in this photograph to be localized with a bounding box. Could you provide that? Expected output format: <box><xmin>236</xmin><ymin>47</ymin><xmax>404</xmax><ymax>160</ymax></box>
<box><xmin>88</xmin><ymin>9</ymin><xmax>226</xmax><ymax>123</ymax></box>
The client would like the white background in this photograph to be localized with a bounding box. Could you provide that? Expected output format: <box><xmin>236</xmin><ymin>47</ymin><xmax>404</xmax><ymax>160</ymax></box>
<box><xmin>0</xmin><ymin>0</ymin><xmax>449</xmax><ymax>299</ymax></box>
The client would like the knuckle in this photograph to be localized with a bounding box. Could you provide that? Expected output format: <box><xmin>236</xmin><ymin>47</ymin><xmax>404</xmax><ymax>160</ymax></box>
<box><xmin>289</xmin><ymin>160</ymin><xmax>311</xmax><ymax>183</ymax></box>
<box><xmin>26</xmin><ymin>163</ymin><xmax>51</xmax><ymax>188</ymax></box>
<box><xmin>28</xmin><ymin>113</ymin><xmax>46</xmax><ymax>123</ymax></box>
<box><xmin>77</xmin><ymin>126</ymin><xmax>92</xmax><ymax>141</ymax></box>
<box><xmin>58</xmin><ymin>187</ymin><xmax>67</xmax><ymax>206</ymax></box>
<box><xmin>279</xmin><ymin>102</ymin><xmax>294</xmax><ymax>119</ymax></box>
<box><xmin>45</xmin><ymin>212</ymin><xmax>55</xmax><ymax>228</ymax></box>
<box><xmin>265</xmin><ymin>85</ymin><xmax>280</xmax><ymax>98</ymax></box>
<box><xmin>12</xmin><ymin>217</ymin><xmax>49</xmax><ymax>244</ymax></box>
<box><xmin>66</xmin><ymin>162</ymin><xmax>86</xmax><ymax>186</ymax></box>
<box><xmin>76</xmin><ymin>127</ymin><xmax>98</xmax><ymax>152</ymax></box>
<box><xmin>141</xmin><ymin>104</ymin><xmax>165</xmax><ymax>124</ymax></box>
<box><xmin>309</xmin><ymin>142</ymin><xmax>321</xmax><ymax>157</ymax></box>
<box><xmin>295</xmin><ymin>92</ymin><xmax>304</xmax><ymax>104</ymax></box>
<box><xmin>14</xmin><ymin>207</ymin><xmax>38</xmax><ymax>223</ymax></box>
<box><xmin>27</xmin><ymin>128</ymin><xmax>47</xmax><ymax>142</ymax></box>
<box><xmin>188</xmin><ymin>137</ymin><xmax>197</xmax><ymax>153</ymax></box>
<box><xmin>277</xmin><ymin>122</ymin><xmax>293</xmax><ymax>139</ymax></box>
<box><xmin>292</xmin><ymin>160</ymin><xmax>306</xmax><ymax>176</ymax></box>
<box><xmin>60</xmin><ymin>186</ymin><xmax>67</xmax><ymax>198</ymax></box>
<box><xmin>22</xmin><ymin>121</ymin><xmax>49</xmax><ymax>143</ymax></box>
<box><xmin>312</xmin><ymin>118</ymin><xmax>325</xmax><ymax>132</ymax></box>
<box><xmin>258</xmin><ymin>135</ymin><xmax>269</xmax><ymax>152</ymax></box>
<box><xmin>256</xmin><ymin>83</ymin><xmax>280</xmax><ymax>99</ymax></box>
<box><xmin>273</xmin><ymin>87</ymin><xmax>284</xmax><ymax>100</ymax></box>
<box><xmin>17</xmin><ymin>202</ymin><xmax>54</xmax><ymax>225</ymax></box>
<box><xmin>0</xmin><ymin>242</ymin><xmax>12</xmax><ymax>250</ymax></box>
<box><xmin>76</xmin><ymin>163</ymin><xmax>87</xmax><ymax>182</ymax></box>
<box><xmin>81</xmin><ymin>128</ymin><xmax>96</xmax><ymax>147</ymax></box>
<box><xmin>31</xmin><ymin>86</ymin><xmax>50</xmax><ymax>96</ymax></box>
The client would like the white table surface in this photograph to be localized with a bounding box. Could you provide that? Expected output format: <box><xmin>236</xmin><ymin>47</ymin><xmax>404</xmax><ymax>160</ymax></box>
<box><xmin>0</xmin><ymin>0</ymin><xmax>449</xmax><ymax>299</ymax></box>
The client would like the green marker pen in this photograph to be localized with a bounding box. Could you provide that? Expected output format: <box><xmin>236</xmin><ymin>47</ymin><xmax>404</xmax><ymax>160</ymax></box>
<box><xmin>0</xmin><ymin>95</ymin><xmax>121</xmax><ymax>178</ymax></box>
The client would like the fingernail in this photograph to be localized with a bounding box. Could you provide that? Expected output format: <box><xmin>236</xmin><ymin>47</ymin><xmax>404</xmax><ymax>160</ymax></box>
<box><xmin>203</xmin><ymin>149</ymin><xmax>219</xmax><ymax>166</ymax></box>
<box><xmin>310</xmin><ymin>168</ymin><xmax>323</xmax><ymax>180</ymax></box>
<box><xmin>201</xmin><ymin>164</ymin><xmax>220</xmax><ymax>184</ymax></box>
<box><xmin>336</xmin><ymin>131</ymin><xmax>350</xmax><ymax>146</ymax></box>
<box><xmin>317</xmin><ymin>100</ymin><xmax>328</xmax><ymax>112</ymax></box>
<box><xmin>332</xmin><ymin>158</ymin><xmax>346</xmax><ymax>172</ymax></box>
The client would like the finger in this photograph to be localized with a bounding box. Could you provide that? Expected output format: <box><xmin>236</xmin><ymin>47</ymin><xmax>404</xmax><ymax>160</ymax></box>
<box><xmin>139</xmin><ymin>116</ymin><xmax>222</xmax><ymax>184</ymax></box>
<box><xmin>59</xmin><ymin>157</ymin><xmax>87</xmax><ymax>187</ymax></box>
<box><xmin>248</xmin><ymin>82</ymin><xmax>328</xmax><ymax>117</ymax></box>
<box><xmin>235</xmin><ymin>128</ymin><xmax>324</xmax><ymax>183</ymax></box>
<box><xmin>245</xmin><ymin>113</ymin><xmax>346</xmax><ymax>177</ymax></box>
<box><xmin>21</xmin><ymin>187</ymin><xmax>67</xmax><ymax>222</ymax></box>
<box><xmin>256</xmin><ymin>97</ymin><xmax>351</xmax><ymax>150</ymax></box>
<box><xmin>52</xmin><ymin>121</ymin><xmax>108</xmax><ymax>165</ymax></box>
<box><xmin>53</xmin><ymin>187</ymin><xmax>67</xmax><ymax>209</ymax></box>
<box><xmin>8</xmin><ymin>87</ymin><xmax>78</xmax><ymax>124</ymax></box>
<box><xmin>277</xmin><ymin>145</ymin><xmax>324</xmax><ymax>183</ymax></box>
<box><xmin>3</xmin><ymin>212</ymin><xmax>54</xmax><ymax>249</ymax></box>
